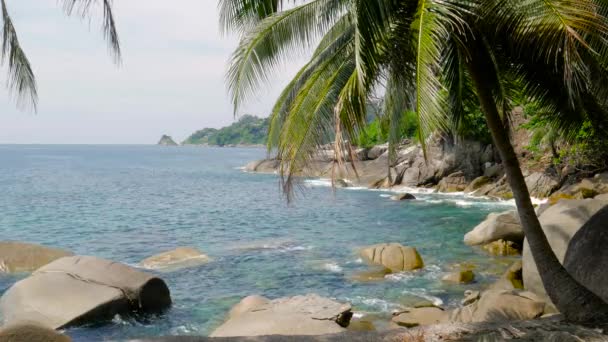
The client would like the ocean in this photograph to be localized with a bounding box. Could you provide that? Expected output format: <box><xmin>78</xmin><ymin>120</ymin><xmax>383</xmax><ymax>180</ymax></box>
<box><xmin>0</xmin><ymin>145</ymin><xmax>518</xmax><ymax>340</ymax></box>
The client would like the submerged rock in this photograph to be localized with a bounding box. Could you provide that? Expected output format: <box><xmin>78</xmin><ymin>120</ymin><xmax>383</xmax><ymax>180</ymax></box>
<box><xmin>0</xmin><ymin>256</ymin><xmax>171</xmax><ymax>329</ymax></box>
<box><xmin>359</xmin><ymin>243</ymin><xmax>423</xmax><ymax>273</ymax></box>
<box><xmin>140</xmin><ymin>247</ymin><xmax>210</xmax><ymax>271</ymax></box>
<box><xmin>522</xmin><ymin>199</ymin><xmax>608</xmax><ymax>311</ymax></box>
<box><xmin>442</xmin><ymin>270</ymin><xmax>475</xmax><ymax>284</ymax></box>
<box><xmin>0</xmin><ymin>323</ymin><xmax>71</xmax><ymax>342</ymax></box>
<box><xmin>389</xmin><ymin>193</ymin><xmax>416</xmax><ymax>201</ymax></box>
<box><xmin>464</xmin><ymin>211</ymin><xmax>523</xmax><ymax>246</ymax></box>
<box><xmin>0</xmin><ymin>241</ymin><xmax>73</xmax><ymax>273</ymax></box>
<box><xmin>210</xmin><ymin>294</ymin><xmax>352</xmax><ymax>337</ymax></box>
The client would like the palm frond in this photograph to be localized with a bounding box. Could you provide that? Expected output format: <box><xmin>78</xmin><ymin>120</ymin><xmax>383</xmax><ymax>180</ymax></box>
<box><xmin>1</xmin><ymin>0</ymin><xmax>37</xmax><ymax>111</ymax></box>
<box><xmin>62</xmin><ymin>0</ymin><xmax>121</xmax><ymax>63</ymax></box>
<box><xmin>219</xmin><ymin>0</ymin><xmax>288</xmax><ymax>34</ymax></box>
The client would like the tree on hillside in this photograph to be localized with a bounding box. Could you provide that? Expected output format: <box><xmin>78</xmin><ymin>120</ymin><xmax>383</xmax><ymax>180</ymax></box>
<box><xmin>222</xmin><ymin>0</ymin><xmax>608</xmax><ymax>323</ymax></box>
<box><xmin>1</xmin><ymin>0</ymin><xmax>120</xmax><ymax>110</ymax></box>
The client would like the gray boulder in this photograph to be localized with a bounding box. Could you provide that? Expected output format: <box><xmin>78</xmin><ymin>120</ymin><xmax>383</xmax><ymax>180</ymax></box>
<box><xmin>244</xmin><ymin>159</ymin><xmax>280</xmax><ymax>174</ymax></box>
<box><xmin>140</xmin><ymin>247</ymin><xmax>210</xmax><ymax>271</ymax></box>
<box><xmin>367</xmin><ymin>144</ymin><xmax>388</xmax><ymax>160</ymax></box>
<box><xmin>359</xmin><ymin>243</ymin><xmax>423</xmax><ymax>273</ymax></box>
<box><xmin>563</xmin><ymin>205</ymin><xmax>608</xmax><ymax>305</ymax></box>
<box><xmin>522</xmin><ymin>199</ymin><xmax>608</xmax><ymax>311</ymax></box>
<box><xmin>210</xmin><ymin>294</ymin><xmax>352</xmax><ymax>337</ymax></box>
<box><xmin>0</xmin><ymin>256</ymin><xmax>171</xmax><ymax>329</ymax></box>
<box><xmin>464</xmin><ymin>211</ymin><xmax>523</xmax><ymax>246</ymax></box>
<box><xmin>0</xmin><ymin>242</ymin><xmax>73</xmax><ymax>273</ymax></box>
<box><xmin>525</xmin><ymin>172</ymin><xmax>558</xmax><ymax>198</ymax></box>
<box><xmin>436</xmin><ymin>171</ymin><xmax>467</xmax><ymax>193</ymax></box>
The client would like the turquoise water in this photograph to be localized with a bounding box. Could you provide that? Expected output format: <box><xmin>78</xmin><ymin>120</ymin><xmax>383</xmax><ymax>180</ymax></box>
<box><xmin>0</xmin><ymin>145</ymin><xmax>517</xmax><ymax>341</ymax></box>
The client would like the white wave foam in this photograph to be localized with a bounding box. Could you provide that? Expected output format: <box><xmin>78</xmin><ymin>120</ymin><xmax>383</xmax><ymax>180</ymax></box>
<box><xmin>344</xmin><ymin>296</ymin><xmax>403</xmax><ymax>312</ymax></box>
<box><xmin>401</xmin><ymin>288</ymin><xmax>444</xmax><ymax>307</ymax></box>
<box><xmin>322</xmin><ymin>262</ymin><xmax>343</xmax><ymax>273</ymax></box>
<box><xmin>379</xmin><ymin>194</ymin><xmax>392</xmax><ymax>198</ymax></box>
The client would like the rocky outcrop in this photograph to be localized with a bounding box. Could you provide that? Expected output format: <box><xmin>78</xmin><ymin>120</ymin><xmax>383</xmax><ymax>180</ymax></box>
<box><xmin>392</xmin><ymin>307</ymin><xmax>448</xmax><ymax>328</ymax></box>
<box><xmin>490</xmin><ymin>260</ymin><xmax>524</xmax><ymax>291</ymax></box>
<box><xmin>157</xmin><ymin>135</ymin><xmax>178</xmax><ymax>146</ymax></box>
<box><xmin>0</xmin><ymin>242</ymin><xmax>73</xmax><ymax>273</ymax></box>
<box><xmin>140</xmin><ymin>247</ymin><xmax>210</xmax><ymax>271</ymax></box>
<box><xmin>228</xmin><ymin>295</ymin><xmax>270</xmax><ymax>319</ymax></box>
<box><xmin>442</xmin><ymin>270</ymin><xmax>475</xmax><ymax>284</ymax></box>
<box><xmin>390</xmin><ymin>193</ymin><xmax>416</xmax><ymax>201</ymax></box>
<box><xmin>522</xmin><ymin>198</ymin><xmax>608</xmax><ymax>311</ymax></box>
<box><xmin>563</xmin><ymin>205</ymin><xmax>608</xmax><ymax>305</ymax></box>
<box><xmin>436</xmin><ymin>171</ymin><xmax>467</xmax><ymax>193</ymax></box>
<box><xmin>210</xmin><ymin>294</ymin><xmax>352</xmax><ymax>337</ymax></box>
<box><xmin>0</xmin><ymin>323</ymin><xmax>71</xmax><ymax>342</ymax></box>
<box><xmin>464</xmin><ymin>211</ymin><xmax>523</xmax><ymax>246</ymax></box>
<box><xmin>0</xmin><ymin>256</ymin><xmax>171</xmax><ymax>329</ymax></box>
<box><xmin>464</xmin><ymin>176</ymin><xmax>492</xmax><ymax>193</ymax></box>
<box><xmin>525</xmin><ymin>172</ymin><xmax>559</xmax><ymax>198</ymax></box>
<box><xmin>359</xmin><ymin>243</ymin><xmax>423</xmax><ymax>273</ymax></box>
<box><xmin>449</xmin><ymin>290</ymin><xmax>545</xmax><ymax>323</ymax></box>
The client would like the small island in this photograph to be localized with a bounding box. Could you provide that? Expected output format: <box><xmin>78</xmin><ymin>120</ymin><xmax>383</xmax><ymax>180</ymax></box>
<box><xmin>157</xmin><ymin>135</ymin><xmax>178</xmax><ymax>146</ymax></box>
<box><xmin>182</xmin><ymin>115</ymin><xmax>268</xmax><ymax>147</ymax></box>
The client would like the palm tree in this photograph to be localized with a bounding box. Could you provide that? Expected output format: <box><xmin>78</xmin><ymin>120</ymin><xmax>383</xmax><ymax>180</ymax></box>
<box><xmin>1</xmin><ymin>0</ymin><xmax>120</xmax><ymax>111</ymax></box>
<box><xmin>222</xmin><ymin>0</ymin><xmax>608</xmax><ymax>323</ymax></box>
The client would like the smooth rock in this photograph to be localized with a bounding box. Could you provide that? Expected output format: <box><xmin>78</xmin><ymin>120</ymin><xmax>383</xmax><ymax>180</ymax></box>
<box><xmin>140</xmin><ymin>247</ymin><xmax>210</xmax><ymax>271</ymax></box>
<box><xmin>367</xmin><ymin>144</ymin><xmax>388</xmax><ymax>160</ymax></box>
<box><xmin>228</xmin><ymin>295</ymin><xmax>270</xmax><ymax>319</ymax></box>
<box><xmin>0</xmin><ymin>242</ymin><xmax>73</xmax><ymax>273</ymax></box>
<box><xmin>0</xmin><ymin>256</ymin><xmax>171</xmax><ymax>329</ymax></box>
<box><xmin>563</xmin><ymin>205</ymin><xmax>608</xmax><ymax>305</ymax></box>
<box><xmin>436</xmin><ymin>171</ymin><xmax>467</xmax><ymax>193</ymax></box>
<box><xmin>525</xmin><ymin>172</ymin><xmax>558</xmax><ymax>198</ymax></box>
<box><xmin>359</xmin><ymin>243</ymin><xmax>423</xmax><ymax>273</ymax></box>
<box><xmin>442</xmin><ymin>270</ymin><xmax>475</xmax><ymax>284</ymax></box>
<box><xmin>0</xmin><ymin>323</ymin><xmax>71</xmax><ymax>342</ymax></box>
<box><xmin>349</xmin><ymin>266</ymin><xmax>391</xmax><ymax>282</ymax></box>
<box><xmin>389</xmin><ymin>193</ymin><xmax>416</xmax><ymax>201</ymax></box>
<box><xmin>210</xmin><ymin>294</ymin><xmax>352</xmax><ymax>337</ymax></box>
<box><xmin>464</xmin><ymin>211</ymin><xmax>523</xmax><ymax>246</ymax></box>
<box><xmin>392</xmin><ymin>307</ymin><xmax>448</xmax><ymax>328</ymax></box>
<box><xmin>522</xmin><ymin>199</ymin><xmax>608</xmax><ymax>310</ymax></box>
<box><xmin>449</xmin><ymin>290</ymin><xmax>545</xmax><ymax>323</ymax></box>
<box><xmin>595</xmin><ymin>193</ymin><xmax>608</xmax><ymax>201</ymax></box>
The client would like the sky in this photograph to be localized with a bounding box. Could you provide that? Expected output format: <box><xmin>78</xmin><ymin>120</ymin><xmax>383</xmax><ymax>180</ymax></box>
<box><xmin>0</xmin><ymin>0</ymin><xmax>304</xmax><ymax>144</ymax></box>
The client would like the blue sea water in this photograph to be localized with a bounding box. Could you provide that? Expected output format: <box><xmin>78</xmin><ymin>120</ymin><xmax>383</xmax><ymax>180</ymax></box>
<box><xmin>0</xmin><ymin>145</ymin><xmax>518</xmax><ymax>341</ymax></box>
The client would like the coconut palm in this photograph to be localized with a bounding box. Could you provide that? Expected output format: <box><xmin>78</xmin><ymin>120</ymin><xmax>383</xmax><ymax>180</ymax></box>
<box><xmin>223</xmin><ymin>0</ymin><xmax>608</xmax><ymax>323</ymax></box>
<box><xmin>1</xmin><ymin>0</ymin><xmax>120</xmax><ymax>110</ymax></box>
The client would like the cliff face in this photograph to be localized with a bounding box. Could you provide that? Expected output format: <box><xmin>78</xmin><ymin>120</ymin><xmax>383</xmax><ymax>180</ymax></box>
<box><xmin>158</xmin><ymin>135</ymin><xmax>178</xmax><ymax>146</ymax></box>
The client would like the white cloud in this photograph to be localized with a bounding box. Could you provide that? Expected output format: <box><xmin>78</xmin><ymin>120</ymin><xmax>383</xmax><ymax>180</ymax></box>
<box><xmin>0</xmin><ymin>0</ymin><xmax>307</xmax><ymax>144</ymax></box>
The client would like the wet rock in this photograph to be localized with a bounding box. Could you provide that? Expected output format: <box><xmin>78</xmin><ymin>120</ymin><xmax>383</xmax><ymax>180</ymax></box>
<box><xmin>464</xmin><ymin>176</ymin><xmax>492</xmax><ymax>193</ymax></box>
<box><xmin>359</xmin><ymin>243</ymin><xmax>423</xmax><ymax>273</ymax></box>
<box><xmin>243</xmin><ymin>159</ymin><xmax>280</xmax><ymax>173</ymax></box>
<box><xmin>389</xmin><ymin>193</ymin><xmax>416</xmax><ymax>201</ymax></box>
<box><xmin>210</xmin><ymin>294</ymin><xmax>352</xmax><ymax>337</ymax></box>
<box><xmin>482</xmin><ymin>239</ymin><xmax>521</xmax><ymax>256</ymax></box>
<box><xmin>0</xmin><ymin>242</ymin><xmax>73</xmax><ymax>273</ymax></box>
<box><xmin>140</xmin><ymin>247</ymin><xmax>210</xmax><ymax>271</ymax></box>
<box><xmin>349</xmin><ymin>266</ymin><xmax>391</xmax><ymax>282</ymax></box>
<box><xmin>442</xmin><ymin>270</ymin><xmax>475</xmax><ymax>284</ymax></box>
<box><xmin>464</xmin><ymin>211</ymin><xmax>523</xmax><ymax>246</ymax></box>
<box><xmin>0</xmin><ymin>256</ymin><xmax>171</xmax><ymax>329</ymax></box>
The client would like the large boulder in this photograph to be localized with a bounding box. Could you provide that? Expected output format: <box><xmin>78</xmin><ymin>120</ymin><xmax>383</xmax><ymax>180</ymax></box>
<box><xmin>0</xmin><ymin>242</ymin><xmax>72</xmax><ymax>273</ymax></box>
<box><xmin>392</xmin><ymin>307</ymin><xmax>449</xmax><ymax>328</ymax></box>
<box><xmin>228</xmin><ymin>295</ymin><xmax>270</xmax><ymax>319</ymax></box>
<box><xmin>359</xmin><ymin>243</ymin><xmax>423</xmax><ymax>273</ymax></box>
<box><xmin>449</xmin><ymin>290</ymin><xmax>545</xmax><ymax>323</ymax></box>
<box><xmin>436</xmin><ymin>171</ymin><xmax>467</xmax><ymax>193</ymax></box>
<box><xmin>525</xmin><ymin>172</ymin><xmax>558</xmax><ymax>198</ymax></box>
<box><xmin>0</xmin><ymin>256</ymin><xmax>171</xmax><ymax>329</ymax></box>
<box><xmin>464</xmin><ymin>211</ymin><xmax>523</xmax><ymax>246</ymax></box>
<box><xmin>464</xmin><ymin>176</ymin><xmax>492</xmax><ymax>193</ymax></box>
<box><xmin>522</xmin><ymin>199</ymin><xmax>608</xmax><ymax>310</ymax></box>
<box><xmin>367</xmin><ymin>144</ymin><xmax>388</xmax><ymax>160</ymax></box>
<box><xmin>243</xmin><ymin>159</ymin><xmax>280</xmax><ymax>173</ymax></box>
<box><xmin>140</xmin><ymin>247</ymin><xmax>210</xmax><ymax>271</ymax></box>
<box><xmin>563</xmin><ymin>205</ymin><xmax>608</xmax><ymax>305</ymax></box>
<box><xmin>210</xmin><ymin>294</ymin><xmax>352</xmax><ymax>337</ymax></box>
<box><xmin>442</xmin><ymin>270</ymin><xmax>475</xmax><ymax>284</ymax></box>
<box><xmin>0</xmin><ymin>323</ymin><xmax>71</xmax><ymax>342</ymax></box>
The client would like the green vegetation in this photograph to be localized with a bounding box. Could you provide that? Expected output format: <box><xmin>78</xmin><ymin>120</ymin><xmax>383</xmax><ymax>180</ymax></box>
<box><xmin>183</xmin><ymin>115</ymin><xmax>269</xmax><ymax>146</ymax></box>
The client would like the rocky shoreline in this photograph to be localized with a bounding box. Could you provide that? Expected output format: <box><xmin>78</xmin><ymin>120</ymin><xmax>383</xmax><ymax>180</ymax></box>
<box><xmin>1</xmin><ymin>143</ymin><xmax>608</xmax><ymax>340</ymax></box>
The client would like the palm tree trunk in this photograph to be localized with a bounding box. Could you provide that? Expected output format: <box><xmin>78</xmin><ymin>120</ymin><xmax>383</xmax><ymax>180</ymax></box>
<box><xmin>466</xmin><ymin>53</ymin><xmax>608</xmax><ymax>324</ymax></box>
